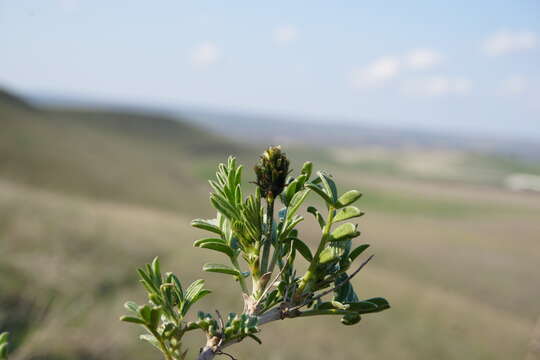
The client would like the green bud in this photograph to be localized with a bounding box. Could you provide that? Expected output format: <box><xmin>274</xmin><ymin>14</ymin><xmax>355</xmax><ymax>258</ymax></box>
<box><xmin>301</xmin><ymin>161</ymin><xmax>312</xmax><ymax>178</ymax></box>
<box><xmin>254</xmin><ymin>146</ymin><xmax>290</xmax><ymax>200</ymax></box>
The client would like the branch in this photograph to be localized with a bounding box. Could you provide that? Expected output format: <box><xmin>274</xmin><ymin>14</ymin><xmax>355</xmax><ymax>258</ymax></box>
<box><xmin>310</xmin><ymin>254</ymin><xmax>374</xmax><ymax>303</ymax></box>
<box><xmin>197</xmin><ymin>305</ymin><xmax>300</xmax><ymax>360</ymax></box>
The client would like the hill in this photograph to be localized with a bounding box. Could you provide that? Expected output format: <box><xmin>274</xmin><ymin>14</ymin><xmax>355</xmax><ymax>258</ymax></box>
<box><xmin>1</xmin><ymin>87</ymin><xmax>539</xmax><ymax>360</ymax></box>
<box><xmin>0</xmin><ymin>88</ymin><xmax>247</xmax><ymax>214</ymax></box>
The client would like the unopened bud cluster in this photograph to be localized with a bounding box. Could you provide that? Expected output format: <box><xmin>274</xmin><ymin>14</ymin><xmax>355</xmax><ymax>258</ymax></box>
<box><xmin>194</xmin><ymin>312</ymin><xmax>259</xmax><ymax>339</ymax></box>
<box><xmin>254</xmin><ymin>146</ymin><xmax>290</xmax><ymax>200</ymax></box>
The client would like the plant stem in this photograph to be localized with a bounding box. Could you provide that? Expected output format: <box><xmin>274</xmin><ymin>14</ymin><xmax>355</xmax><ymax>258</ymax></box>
<box><xmin>259</xmin><ymin>197</ymin><xmax>274</xmax><ymax>274</ymax></box>
<box><xmin>230</xmin><ymin>255</ymin><xmax>248</xmax><ymax>294</ymax></box>
<box><xmin>296</xmin><ymin>206</ymin><xmax>335</xmax><ymax>295</ymax></box>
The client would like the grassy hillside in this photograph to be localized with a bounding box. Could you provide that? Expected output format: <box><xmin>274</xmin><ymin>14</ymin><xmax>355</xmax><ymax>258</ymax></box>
<box><xmin>0</xmin><ymin>90</ymin><xmax>247</xmax><ymax>214</ymax></box>
<box><xmin>1</xmin><ymin>88</ymin><xmax>539</xmax><ymax>359</ymax></box>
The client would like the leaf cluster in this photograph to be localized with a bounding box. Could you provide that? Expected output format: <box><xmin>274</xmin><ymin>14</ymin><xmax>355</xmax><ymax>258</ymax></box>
<box><xmin>0</xmin><ymin>332</ymin><xmax>8</xmax><ymax>360</ymax></box>
<box><xmin>121</xmin><ymin>258</ymin><xmax>211</xmax><ymax>360</ymax></box>
<box><xmin>122</xmin><ymin>147</ymin><xmax>390</xmax><ymax>360</ymax></box>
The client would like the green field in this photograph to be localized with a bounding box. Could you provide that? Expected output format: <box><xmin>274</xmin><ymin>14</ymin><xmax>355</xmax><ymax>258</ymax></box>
<box><xmin>1</xmin><ymin>90</ymin><xmax>539</xmax><ymax>359</ymax></box>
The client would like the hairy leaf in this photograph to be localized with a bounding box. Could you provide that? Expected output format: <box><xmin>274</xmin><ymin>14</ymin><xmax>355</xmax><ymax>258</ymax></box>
<box><xmin>191</xmin><ymin>218</ymin><xmax>222</xmax><ymax>235</ymax></box>
<box><xmin>334</xmin><ymin>206</ymin><xmax>364</xmax><ymax>222</ymax></box>
<box><xmin>330</xmin><ymin>223</ymin><xmax>360</xmax><ymax>242</ymax></box>
<box><xmin>337</xmin><ymin>190</ymin><xmax>362</xmax><ymax>208</ymax></box>
<box><xmin>202</xmin><ymin>263</ymin><xmax>241</xmax><ymax>277</ymax></box>
<box><xmin>318</xmin><ymin>171</ymin><xmax>338</xmax><ymax>203</ymax></box>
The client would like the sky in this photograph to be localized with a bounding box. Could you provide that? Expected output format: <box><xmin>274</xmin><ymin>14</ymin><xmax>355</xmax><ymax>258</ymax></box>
<box><xmin>1</xmin><ymin>0</ymin><xmax>539</xmax><ymax>139</ymax></box>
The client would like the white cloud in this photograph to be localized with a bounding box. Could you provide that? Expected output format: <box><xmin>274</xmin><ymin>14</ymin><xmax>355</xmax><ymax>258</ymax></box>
<box><xmin>273</xmin><ymin>25</ymin><xmax>299</xmax><ymax>44</ymax></box>
<box><xmin>406</xmin><ymin>49</ymin><xmax>442</xmax><ymax>70</ymax></box>
<box><xmin>483</xmin><ymin>30</ymin><xmax>537</xmax><ymax>56</ymax></box>
<box><xmin>351</xmin><ymin>56</ymin><xmax>400</xmax><ymax>89</ymax></box>
<box><xmin>190</xmin><ymin>42</ymin><xmax>220</xmax><ymax>67</ymax></box>
<box><xmin>401</xmin><ymin>76</ymin><xmax>472</xmax><ymax>97</ymax></box>
<box><xmin>500</xmin><ymin>75</ymin><xmax>527</xmax><ymax>95</ymax></box>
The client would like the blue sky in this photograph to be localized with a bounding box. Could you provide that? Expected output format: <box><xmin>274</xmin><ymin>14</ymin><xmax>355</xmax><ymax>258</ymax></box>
<box><xmin>1</xmin><ymin>1</ymin><xmax>539</xmax><ymax>139</ymax></box>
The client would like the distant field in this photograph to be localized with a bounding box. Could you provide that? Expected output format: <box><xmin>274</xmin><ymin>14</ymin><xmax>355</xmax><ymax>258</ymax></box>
<box><xmin>1</xmin><ymin>172</ymin><xmax>538</xmax><ymax>360</ymax></box>
<box><xmin>1</xmin><ymin>90</ymin><xmax>539</xmax><ymax>359</ymax></box>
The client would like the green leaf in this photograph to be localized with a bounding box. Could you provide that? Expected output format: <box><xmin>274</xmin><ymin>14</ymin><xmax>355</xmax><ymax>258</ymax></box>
<box><xmin>169</xmin><ymin>273</ymin><xmax>184</xmax><ymax>302</ymax></box>
<box><xmin>0</xmin><ymin>333</ymin><xmax>9</xmax><ymax>344</ymax></box>
<box><xmin>140</xmin><ymin>334</ymin><xmax>161</xmax><ymax>350</ymax></box>
<box><xmin>248</xmin><ymin>334</ymin><xmax>263</xmax><ymax>344</ymax></box>
<box><xmin>283</xmin><ymin>215</ymin><xmax>304</xmax><ymax>236</ymax></box>
<box><xmin>0</xmin><ymin>344</ymin><xmax>7</xmax><ymax>359</ymax></box>
<box><xmin>138</xmin><ymin>305</ymin><xmax>152</xmax><ymax>323</ymax></box>
<box><xmin>149</xmin><ymin>307</ymin><xmax>161</xmax><ymax>329</ymax></box>
<box><xmin>301</xmin><ymin>161</ymin><xmax>313</xmax><ymax>179</ymax></box>
<box><xmin>334</xmin><ymin>206</ymin><xmax>364</xmax><ymax>222</ymax></box>
<box><xmin>284</xmin><ymin>178</ymin><xmax>298</xmax><ymax>206</ymax></box>
<box><xmin>198</xmin><ymin>242</ymin><xmax>235</xmax><ymax>258</ymax></box>
<box><xmin>307</xmin><ymin>206</ymin><xmax>326</xmax><ymax>228</ymax></box>
<box><xmin>120</xmin><ymin>316</ymin><xmax>146</xmax><ymax>325</ymax></box>
<box><xmin>151</xmin><ymin>257</ymin><xmax>161</xmax><ymax>283</ymax></box>
<box><xmin>349</xmin><ymin>244</ymin><xmax>370</xmax><ymax>262</ymax></box>
<box><xmin>293</xmin><ymin>238</ymin><xmax>313</xmax><ymax>261</ymax></box>
<box><xmin>337</xmin><ymin>190</ymin><xmax>362</xmax><ymax>208</ymax></box>
<box><xmin>188</xmin><ymin>289</ymin><xmax>211</xmax><ymax>305</ymax></box>
<box><xmin>191</xmin><ymin>218</ymin><xmax>222</xmax><ymax>235</ymax></box>
<box><xmin>318</xmin><ymin>245</ymin><xmax>345</xmax><ymax>264</ymax></box>
<box><xmin>341</xmin><ymin>313</ymin><xmax>361</xmax><ymax>325</ymax></box>
<box><xmin>210</xmin><ymin>195</ymin><xmax>237</xmax><ymax>220</ymax></box>
<box><xmin>362</xmin><ymin>297</ymin><xmax>391</xmax><ymax>312</ymax></box>
<box><xmin>346</xmin><ymin>301</ymin><xmax>378</xmax><ymax>313</ymax></box>
<box><xmin>333</xmin><ymin>273</ymin><xmax>359</xmax><ymax>303</ymax></box>
<box><xmin>182</xmin><ymin>279</ymin><xmax>209</xmax><ymax>316</ymax></box>
<box><xmin>329</xmin><ymin>301</ymin><xmax>349</xmax><ymax>310</ymax></box>
<box><xmin>202</xmin><ymin>263</ymin><xmax>241</xmax><ymax>277</ymax></box>
<box><xmin>185</xmin><ymin>279</ymin><xmax>206</xmax><ymax>304</ymax></box>
<box><xmin>329</xmin><ymin>223</ymin><xmax>360</xmax><ymax>242</ymax></box>
<box><xmin>318</xmin><ymin>171</ymin><xmax>338</xmax><ymax>203</ymax></box>
<box><xmin>193</xmin><ymin>237</ymin><xmax>226</xmax><ymax>247</ymax></box>
<box><xmin>124</xmin><ymin>301</ymin><xmax>139</xmax><ymax>313</ymax></box>
<box><xmin>137</xmin><ymin>269</ymin><xmax>159</xmax><ymax>294</ymax></box>
<box><xmin>305</xmin><ymin>183</ymin><xmax>333</xmax><ymax>205</ymax></box>
<box><xmin>287</xmin><ymin>189</ymin><xmax>310</xmax><ymax>219</ymax></box>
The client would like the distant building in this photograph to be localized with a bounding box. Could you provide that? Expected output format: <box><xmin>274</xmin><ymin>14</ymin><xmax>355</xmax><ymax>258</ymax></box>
<box><xmin>505</xmin><ymin>173</ymin><xmax>540</xmax><ymax>192</ymax></box>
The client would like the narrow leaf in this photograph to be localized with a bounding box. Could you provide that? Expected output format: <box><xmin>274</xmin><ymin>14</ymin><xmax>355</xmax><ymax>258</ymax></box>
<box><xmin>248</xmin><ymin>334</ymin><xmax>263</xmax><ymax>344</ymax></box>
<box><xmin>140</xmin><ymin>334</ymin><xmax>161</xmax><ymax>350</ymax></box>
<box><xmin>287</xmin><ymin>189</ymin><xmax>310</xmax><ymax>219</ymax></box>
<box><xmin>306</xmin><ymin>183</ymin><xmax>333</xmax><ymax>205</ymax></box>
<box><xmin>307</xmin><ymin>206</ymin><xmax>326</xmax><ymax>228</ymax></box>
<box><xmin>194</xmin><ymin>237</ymin><xmax>225</xmax><ymax>247</ymax></box>
<box><xmin>120</xmin><ymin>316</ymin><xmax>146</xmax><ymax>325</ymax></box>
<box><xmin>293</xmin><ymin>238</ymin><xmax>313</xmax><ymax>261</ymax></box>
<box><xmin>349</xmin><ymin>244</ymin><xmax>370</xmax><ymax>262</ymax></box>
<box><xmin>124</xmin><ymin>301</ymin><xmax>139</xmax><ymax>313</ymax></box>
<box><xmin>202</xmin><ymin>263</ymin><xmax>241</xmax><ymax>277</ymax></box>
<box><xmin>199</xmin><ymin>242</ymin><xmax>235</xmax><ymax>258</ymax></box>
<box><xmin>318</xmin><ymin>171</ymin><xmax>338</xmax><ymax>203</ymax></box>
<box><xmin>185</xmin><ymin>279</ymin><xmax>205</xmax><ymax>304</ymax></box>
<box><xmin>191</xmin><ymin>218</ymin><xmax>222</xmax><ymax>235</ymax></box>
<box><xmin>301</xmin><ymin>161</ymin><xmax>313</xmax><ymax>178</ymax></box>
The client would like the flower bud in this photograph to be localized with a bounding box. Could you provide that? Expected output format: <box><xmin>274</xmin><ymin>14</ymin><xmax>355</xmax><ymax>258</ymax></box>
<box><xmin>254</xmin><ymin>146</ymin><xmax>290</xmax><ymax>200</ymax></box>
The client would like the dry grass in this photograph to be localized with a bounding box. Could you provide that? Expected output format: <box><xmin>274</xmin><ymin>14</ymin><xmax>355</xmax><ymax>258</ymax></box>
<box><xmin>1</xmin><ymin>173</ymin><xmax>538</xmax><ymax>360</ymax></box>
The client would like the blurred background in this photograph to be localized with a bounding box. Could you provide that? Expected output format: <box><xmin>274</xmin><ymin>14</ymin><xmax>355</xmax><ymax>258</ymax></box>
<box><xmin>1</xmin><ymin>1</ymin><xmax>539</xmax><ymax>359</ymax></box>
